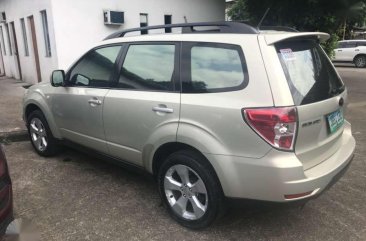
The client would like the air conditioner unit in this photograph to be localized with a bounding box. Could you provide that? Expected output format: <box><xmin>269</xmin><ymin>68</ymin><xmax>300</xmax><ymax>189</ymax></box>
<box><xmin>0</xmin><ymin>12</ymin><xmax>6</xmax><ymax>23</ymax></box>
<box><xmin>104</xmin><ymin>10</ymin><xmax>124</xmax><ymax>25</ymax></box>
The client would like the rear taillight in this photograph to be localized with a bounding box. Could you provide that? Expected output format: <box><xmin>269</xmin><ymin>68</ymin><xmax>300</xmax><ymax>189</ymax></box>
<box><xmin>243</xmin><ymin>107</ymin><xmax>297</xmax><ymax>151</ymax></box>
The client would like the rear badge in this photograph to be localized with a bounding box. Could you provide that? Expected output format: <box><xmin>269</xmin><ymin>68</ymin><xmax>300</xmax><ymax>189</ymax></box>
<box><xmin>302</xmin><ymin>119</ymin><xmax>321</xmax><ymax>128</ymax></box>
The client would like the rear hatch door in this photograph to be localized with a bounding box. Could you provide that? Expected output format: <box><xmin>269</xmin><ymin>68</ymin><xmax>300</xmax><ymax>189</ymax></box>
<box><xmin>275</xmin><ymin>39</ymin><xmax>346</xmax><ymax>170</ymax></box>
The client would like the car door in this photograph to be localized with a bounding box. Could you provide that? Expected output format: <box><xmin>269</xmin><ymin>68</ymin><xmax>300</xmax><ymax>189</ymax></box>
<box><xmin>334</xmin><ymin>42</ymin><xmax>347</xmax><ymax>61</ymax></box>
<box><xmin>103</xmin><ymin>43</ymin><xmax>180</xmax><ymax>166</ymax></box>
<box><xmin>356</xmin><ymin>41</ymin><xmax>366</xmax><ymax>54</ymax></box>
<box><xmin>51</xmin><ymin>45</ymin><xmax>122</xmax><ymax>153</ymax></box>
<box><xmin>343</xmin><ymin>42</ymin><xmax>357</xmax><ymax>61</ymax></box>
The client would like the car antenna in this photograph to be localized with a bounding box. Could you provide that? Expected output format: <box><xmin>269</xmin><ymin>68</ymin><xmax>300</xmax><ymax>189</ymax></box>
<box><xmin>257</xmin><ymin>7</ymin><xmax>271</xmax><ymax>30</ymax></box>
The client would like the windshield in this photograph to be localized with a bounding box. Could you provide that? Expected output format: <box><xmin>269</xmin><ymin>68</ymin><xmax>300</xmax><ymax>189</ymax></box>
<box><xmin>276</xmin><ymin>39</ymin><xmax>344</xmax><ymax>105</ymax></box>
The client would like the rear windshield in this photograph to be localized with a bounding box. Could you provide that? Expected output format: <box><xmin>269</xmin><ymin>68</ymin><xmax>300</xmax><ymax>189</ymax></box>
<box><xmin>276</xmin><ymin>40</ymin><xmax>344</xmax><ymax>105</ymax></box>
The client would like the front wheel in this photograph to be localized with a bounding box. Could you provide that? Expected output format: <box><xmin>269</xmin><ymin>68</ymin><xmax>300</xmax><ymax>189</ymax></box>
<box><xmin>354</xmin><ymin>55</ymin><xmax>366</xmax><ymax>68</ymax></box>
<box><xmin>27</xmin><ymin>110</ymin><xmax>59</xmax><ymax>156</ymax></box>
<box><xmin>158</xmin><ymin>150</ymin><xmax>225</xmax><ymax>229</ymax></box>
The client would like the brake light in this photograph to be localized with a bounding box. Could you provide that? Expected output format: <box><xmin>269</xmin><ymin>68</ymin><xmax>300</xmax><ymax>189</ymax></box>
<box><xmin>243</xmin><ymin>107</ymin><xmax>297</xmax><ymax>151</ymax></box>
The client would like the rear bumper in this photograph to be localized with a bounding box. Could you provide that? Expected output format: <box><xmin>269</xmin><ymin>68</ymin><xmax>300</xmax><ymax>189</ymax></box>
<box><xmin>206</xmin><ymin>121</ymin><xmax>356</xmax><ymax>202</ymax></box>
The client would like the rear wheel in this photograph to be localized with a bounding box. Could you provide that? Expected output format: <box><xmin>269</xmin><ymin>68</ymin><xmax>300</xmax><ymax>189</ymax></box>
<box><xmin>354</xmin><ymin>55</ymin><xmax>366</xmax><ymax>68</ymax></box>
<box><xmin>158</xmin><ymin>150</ymin><xmax>225</xmax><ymax>229</ymax></box>
<box><xmin>27</xmin><ymin>110</ymin><xmax>58</xmax><ymax>156</ymax></box>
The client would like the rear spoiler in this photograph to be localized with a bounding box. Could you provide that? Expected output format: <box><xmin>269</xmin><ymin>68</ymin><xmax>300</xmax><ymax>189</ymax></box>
<box><xmin>263</xmin><ymin>32</ymin><xmax>330</xmax><ymax>45</ymax></box>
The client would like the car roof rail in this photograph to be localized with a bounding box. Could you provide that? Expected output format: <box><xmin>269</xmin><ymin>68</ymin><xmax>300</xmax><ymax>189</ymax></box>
<box><xmin>259</xmin><ymin>26</ymin><xmax>299</xmax><ymax>32</ymax></box>
<box><xmin>104</xmin><ymin>21</ymin><xmax>259</xmax><ymax>40</ymax></box>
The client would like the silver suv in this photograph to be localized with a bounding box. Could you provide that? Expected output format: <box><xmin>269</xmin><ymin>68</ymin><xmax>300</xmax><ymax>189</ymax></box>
<box><xmin>23</xmin><ymin>22</ymin><xmax>355</xmax><ymax>229</ymax></box>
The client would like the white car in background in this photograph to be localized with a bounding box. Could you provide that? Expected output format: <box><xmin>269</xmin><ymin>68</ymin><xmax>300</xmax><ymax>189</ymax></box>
<box><xmin>333</xmin><ymin>40</ymin><xmax>366</xmax><ymax>68</ymax></box>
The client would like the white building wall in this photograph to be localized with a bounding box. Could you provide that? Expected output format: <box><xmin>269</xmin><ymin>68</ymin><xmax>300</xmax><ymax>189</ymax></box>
<box><xmin>51</xmin><ymin>0</ymin><xmax>225</xmax><ymax>70</ymax></box>
<box><xmin>0</xmin><ymin>0</ymin><xmax>58</xmax><ymax>84</ymax></box>
<box><xmin>0</xmin><ymin>21</ymin><xmax>19</xmax><ymax>79</ymax></box>
<box><xmin>1</xmin><ymin>0</ymin><xmax>224</xmax><ymax>82</ymax></box>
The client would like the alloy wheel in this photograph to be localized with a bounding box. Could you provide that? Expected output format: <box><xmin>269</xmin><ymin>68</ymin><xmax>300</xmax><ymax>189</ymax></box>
<box><xmin>355</xmin><ymin>56</ymin><xmax>366</xmax><ymax>68</ymax></box>
<box><xmin>164</xmin><ymin>164</ymin><xmax>208</xmax><ymax>220</ymax></box>
<box><xmin>29</xmin><ymin>118</ymin><xmax>48</xmax><ymax>152</ymax></box>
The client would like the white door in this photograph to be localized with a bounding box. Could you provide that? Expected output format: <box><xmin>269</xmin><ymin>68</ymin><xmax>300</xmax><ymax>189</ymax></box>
<box><xmin>335</xmin><ymin>41</ymin><xmax>357</xmax><ymax>61</ymax></box>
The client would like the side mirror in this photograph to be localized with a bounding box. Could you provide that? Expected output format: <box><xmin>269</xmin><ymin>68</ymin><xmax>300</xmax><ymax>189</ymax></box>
<box><xmin>51</xmin><ymin>70</ymin><xmax>65</xmax><ymax>87</ymax></box>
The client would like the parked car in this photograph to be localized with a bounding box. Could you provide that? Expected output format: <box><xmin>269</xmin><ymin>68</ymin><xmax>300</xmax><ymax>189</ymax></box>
<box><xmin>333</xmin><ymin>39</ymin><xmax>366</xmax><ymax>67</ymax></box>
<box><xmin>23</xmin><ymin>22</ymin><xmax>355</xmax><ymax>229</ymax></box>
<box><xmin>0</xmin><ymin>145</ymin><xmax>13</xmax><ymax>236</ymax></box>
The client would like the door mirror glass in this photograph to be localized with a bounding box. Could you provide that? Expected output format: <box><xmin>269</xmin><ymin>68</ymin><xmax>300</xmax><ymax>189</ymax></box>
<box><xmin>51</xmin><ymin>70</ymin><xmax>65</xmax><ymax>87</ymax></box>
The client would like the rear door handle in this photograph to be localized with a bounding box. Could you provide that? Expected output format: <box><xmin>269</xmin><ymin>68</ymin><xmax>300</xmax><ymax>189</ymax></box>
<box><xmin>338</xmin><ymin>50</ymin><xmax>342</xmax><ymax>52</ymax></box>
<box><xmin>152</xmin><ymin>106</ymin><xmax>174</xmax><ymax>114</ymax></box>
<box><xmin>355</xmin><ymin>49</ymin><xmax>360</xmax><ymax>51</ymax></box>
<box><xmin>88</xmin><ymin>98</ymin><xmax>102</xmax><ymax>106</ymax></box>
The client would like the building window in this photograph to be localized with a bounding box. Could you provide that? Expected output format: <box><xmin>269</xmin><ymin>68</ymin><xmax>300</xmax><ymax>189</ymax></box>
<box><xmin>0</xmin><ymin>26</ymin><xmax>6</xmax><ymax>55</ymax></box>
<box><xmin>40</xmin><ymin>10</ymin><xmax>51</xmax><ymax>57</ymax></box>
<box><xmin>20</xmin><ymin>18</ymin><xmax>29</xmax><ymax>56</ymax></box>
<box><xmin>1</xmin><ymin>12</ymin><xmax>6</xmax><ymax>22</ymax></box>
<box><xmin>5</xmin><ymin>24</ymin><xmax>12</xmax><ymax>55</ymax></box>
<box><xmin>164</xmin><ymin>15</ymin><xmax>172</xmax><ymax>33</ymax></box>
<box><xmin>140</xmin><ymin>13</ymin><xmax>148</xmax><ymax>35</ymax></box>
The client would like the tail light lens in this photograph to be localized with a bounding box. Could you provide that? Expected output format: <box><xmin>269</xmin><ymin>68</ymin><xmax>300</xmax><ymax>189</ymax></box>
<box><xmin>243</xmin><ymin>107</ymin><xmax>297</xmax><ymax>151</ymax></box>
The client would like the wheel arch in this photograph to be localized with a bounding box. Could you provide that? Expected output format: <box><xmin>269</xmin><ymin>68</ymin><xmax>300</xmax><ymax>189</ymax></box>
<box><xmin>24</xmin><ymin>100</ymin><xmax>62</xmax><ymax>139</ymax></box>
<box><xmin>353</xmin><ymin>53</ymin><xmax>366</xmax><ymax>62</ymax></box>
<box><xmin>150</xmin><ymin>142</ymin><xmax>224</xmax><ymax>194</ymax></box>
<box><xmin>25</xmin><ymin>103</ymin><xmax>41</xmax><ymax>120</ymax></box>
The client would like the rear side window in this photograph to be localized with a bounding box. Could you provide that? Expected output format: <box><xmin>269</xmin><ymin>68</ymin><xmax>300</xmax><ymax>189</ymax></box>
<box><xmin>357</xmin><ymin>41</ymin><xmax>366</xmax><ymax>47</ymax></box>
<box><xmin>182</xmin><ymin>42</ymin><xmax>248</xmax><ymax>93</ymax></box>
<box><xmin>276</xmin><ymin>40</ymin><xmax>344</xmax><ymax>106</ymax></box>
<box><xmin>346</xmin><ymin>42</ymin><xmax>357</xmax><ymax>48</ymax></box>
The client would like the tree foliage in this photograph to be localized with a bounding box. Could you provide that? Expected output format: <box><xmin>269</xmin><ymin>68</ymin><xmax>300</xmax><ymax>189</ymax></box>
<box><xmin>228</xmin><ymin>0</ymin><xmax>366</xmax><ymax>56</ymax></box>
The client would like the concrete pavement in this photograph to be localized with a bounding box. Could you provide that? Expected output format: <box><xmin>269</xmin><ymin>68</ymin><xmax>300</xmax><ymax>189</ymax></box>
<box><xmin>1</xmin><ymin>67</ymin><xmax>366</xmax><ymax>241</ymax></box>
<box><xmin>0</xmin><ymin>77</ymin><xmax>28</xmax><ymax>142</ymax></box>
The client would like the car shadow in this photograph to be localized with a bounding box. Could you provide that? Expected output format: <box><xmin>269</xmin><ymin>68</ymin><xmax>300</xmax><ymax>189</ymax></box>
<box><xmin>57</xmin><ymin>145</ymin><xmax>310</xmax><ymax>231</ymax></box>
<box><xmin>17</xmin><ymin>142</ymin><xmax>356</xmax><ymax>241</ymax></box>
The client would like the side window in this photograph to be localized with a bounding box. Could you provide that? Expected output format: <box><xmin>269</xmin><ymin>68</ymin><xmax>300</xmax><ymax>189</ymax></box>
<box><xmin>118</xmin><ymin>44</ymin><xmax>176</xmax><ymax>91</ymax></box>
<box><xmin>69</xmin><ymin>45</ymin><xmax>121</xmax><ymax>87</ymax></box>
<box><xmin>337</xmin><ymin>42</ymin><xmax>346</xmax><ymax>48</ymax></box>
<box><xmin>357</xmin><ymin>42</ymin><xmax>366</xmax><ymax>47</ymax></box>
<box><xmin>182</xmin><ymin>43</ymin><xmax>248</xmax><ymax>93</ymax></box>
<box><xmin>346</xmin><ymin>42</ymin><xmax>357</xmax><ymax>48</ymax></box>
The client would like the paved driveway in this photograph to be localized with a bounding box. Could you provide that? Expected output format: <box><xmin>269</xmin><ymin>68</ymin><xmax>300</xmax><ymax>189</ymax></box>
<box><xmin>2</xmin><ymin>67</ymin><xmax>366</xmax><ymax>241</ymax></box>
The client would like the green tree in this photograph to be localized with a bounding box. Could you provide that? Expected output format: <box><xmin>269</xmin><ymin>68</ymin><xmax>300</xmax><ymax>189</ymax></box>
<box><xmin>228</xmin><ymin>0</ymin><xmax>366</xmax><ymax>56</ymax></box>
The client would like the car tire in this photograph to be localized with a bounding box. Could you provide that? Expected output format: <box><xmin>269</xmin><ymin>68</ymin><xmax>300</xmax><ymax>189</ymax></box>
<box><xmin>27</xmin><ymin>110</ymin><xmax>59</xmax><ymax>157</ymax></box>
<box><xmin>157</xmin><ymin>150</ymin><xmax>225</xmax><ymax>229</ymax></box>
<box><xmin>354</xmin><ymin>55</ymin><xmax>366</xmax><ymax>68</ymax></box>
